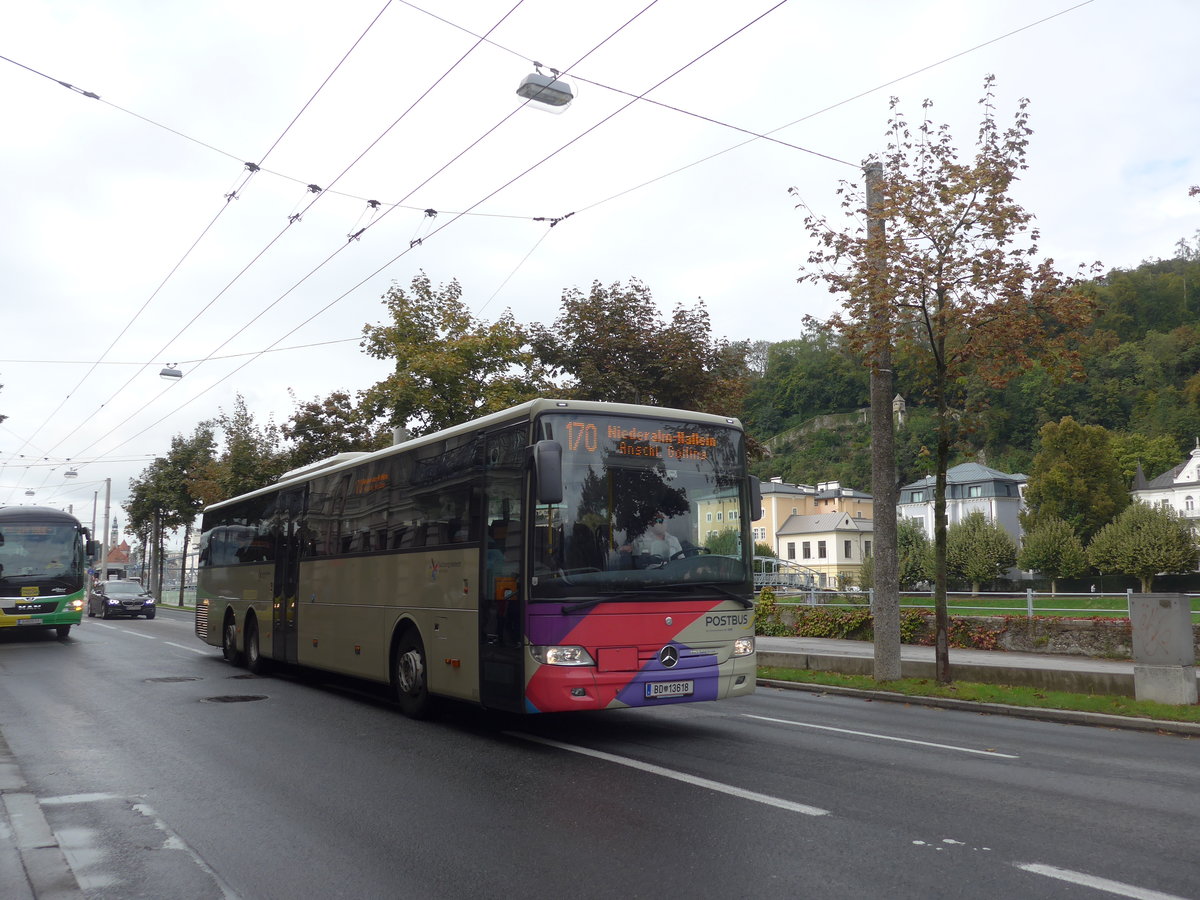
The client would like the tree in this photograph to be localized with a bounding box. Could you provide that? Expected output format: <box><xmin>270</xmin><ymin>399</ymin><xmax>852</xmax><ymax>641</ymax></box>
<box><xmin>1087</xmin><ymin>503</ymin><xmax>1198</xmax><ymax>592</ymax></box>
<box><xmin>896</xmin><ymin>517</ymin><xmax>933</xmax><ymax>590</ymax></box>
<box><xmin>1109</xmin><ymin>432</ymin><xmax>1183</xmax><ymax>484</ymax></box>
<box><xmin>1016</xmin><ymin>516</ymin><xmax>1087</xmax><ymax>594</ymax></box>
<box><xmin>946</xmin><ymin>511</ymin><xmax>1017</xmax><ymax>594</ymax></box>
<box><xmin>533</xmin><ymin>279</ymin><xmax>749</xmax><ymax>417</ymax></box>
<box><xmin>281</xmin><ymin>389</ymin><xmax>391</xmax><ymax>469</ymax></box>
<box><xmin>211</xmin><ymin>395</ymin><xmax>288</xmax><ymax>497</ymax></box>
<box><xmin>798</xmin><ymin>77</ymin><xmax>1096</xmax><ymax>681</ymax></box>
<box><xmin>125</xmin><ymin>424</ymin><xmax>217</xmax><ymax>597</ymax></box>
<box><xmin>1024</xmin><ymin>417</ymin><xmax>1129</xmax><ymax>542</ymax></box>
<box><xmin>360</xmin><ymin>272</ymin><xmax>554</xmax><ymax>436</ymax></box>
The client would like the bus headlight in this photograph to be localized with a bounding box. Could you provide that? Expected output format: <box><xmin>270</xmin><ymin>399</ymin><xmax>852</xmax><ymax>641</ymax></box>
<box><xmin>70</xmin><ymin>599</ymin><xmax>84</xmax><ymax>611</ymax></box>
<box><xmin>531</xmin><ymin>645</ymin><xmax>595</xmax><ymax>666</ymax></box>
<box><xmin>733</xmin><ymin>637</ymin><xmax>755</xmax><ymax>657</ymax></box>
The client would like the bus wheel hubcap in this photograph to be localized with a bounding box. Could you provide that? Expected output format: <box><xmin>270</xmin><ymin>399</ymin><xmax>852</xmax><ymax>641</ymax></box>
<box><xmin>398</xmin><ymin>650</ymin><xmax>423</xmax><ymax>693</ymax></box>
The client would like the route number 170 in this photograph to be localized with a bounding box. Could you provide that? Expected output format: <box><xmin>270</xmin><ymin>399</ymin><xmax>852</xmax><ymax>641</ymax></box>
<box><xmin>565</xmin><ymin>421</ymin><xmax>598</xmax><ymax>452</ymax></box>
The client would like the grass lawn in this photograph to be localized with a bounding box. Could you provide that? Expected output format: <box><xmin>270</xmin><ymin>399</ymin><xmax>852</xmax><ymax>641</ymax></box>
<box><xmin>758</xmin><ymin>665</ymin><xmax>1200</xmax><ymax>724</ymax></box>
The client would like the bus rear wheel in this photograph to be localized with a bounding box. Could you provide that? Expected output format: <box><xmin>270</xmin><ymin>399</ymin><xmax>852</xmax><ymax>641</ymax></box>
<box><xmin>394</xmin><ymin>631</ymin><xmax>434</xmax><ymax>719</ymax></box>
<box><xmin>222</xmin><ymin>617</ymin><xmax>243</xmax><ymax>666</ymax></box>
<box><xmin>245</xmin><ymin>617</ymin><xmax>269</xmax><ymax>676</ymax></box>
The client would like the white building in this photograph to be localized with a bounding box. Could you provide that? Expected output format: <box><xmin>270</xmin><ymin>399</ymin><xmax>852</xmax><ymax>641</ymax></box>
<box><xmin>1131</xmin><ymin>445</ymin><xmax>1200</xmax><ymax>519</ymax></box>
<box><xmin>897</xmin><ymin>462</ymin><xmax>1027</xmax><ymax>544</ymax></box>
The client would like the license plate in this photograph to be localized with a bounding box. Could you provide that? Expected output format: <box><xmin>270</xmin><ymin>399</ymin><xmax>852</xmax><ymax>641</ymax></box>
<box><xmin>645</xmin><ymin>680</ymin><xmax>693</xmax><ymax>699</ymax></box>
<box><xmin>17</xmin><ymin>618</ymin><xmax>43</xmax><ymax>626</ymax></box>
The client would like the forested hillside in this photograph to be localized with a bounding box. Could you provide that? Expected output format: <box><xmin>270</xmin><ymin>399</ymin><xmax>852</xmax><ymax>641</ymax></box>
<box><xmin>744</xmin><ymin>240</ymin><xmax>1200</xmax><ymax>489</ymax></box>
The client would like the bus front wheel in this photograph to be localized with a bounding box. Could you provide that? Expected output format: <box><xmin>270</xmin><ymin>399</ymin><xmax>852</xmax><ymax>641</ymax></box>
<box><xmin>394</xmin><ymin>631</ymin><xmax>433</xmax><ymax>719</ymax></box>
<box><xmin>55</xmin><ymin>625</ymin><xmax>72</xmax><ymax>640</ymax></box>
<box><xmin>222</xmin><ymin>617</ymin><xmax>243</xmax><ymax>666</ymax></box>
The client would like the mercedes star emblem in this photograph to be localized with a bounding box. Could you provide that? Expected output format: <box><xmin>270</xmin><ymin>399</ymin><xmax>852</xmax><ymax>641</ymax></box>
<box><xmin>658</xmin><ymin>645</ymin><xmax>679</xmax><ymax>668</ymax></box>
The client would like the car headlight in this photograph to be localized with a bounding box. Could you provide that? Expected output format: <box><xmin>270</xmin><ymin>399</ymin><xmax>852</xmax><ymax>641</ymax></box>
<box><xmin>530</xmin><ymin>645</ymin><xmax>595</xmax><ymax>666</ymax></box>
<box><xmin>144</xmin><ymin>598</ymin><xmax>155</xmax><ymax>605</ymax></box>
<box><xmin>733</xmin><ymin>636</ymin><xmax>755</xmax><ymax>657</ymax></box>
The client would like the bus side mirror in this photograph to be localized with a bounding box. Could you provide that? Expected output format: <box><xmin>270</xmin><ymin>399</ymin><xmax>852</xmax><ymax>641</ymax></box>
<box><xmin>532</xmin><ymin>440</ymin><xmax>563</xmax><ymax>505</ymax></box>
<box><xmin>748</xmin><ymin>476</ymin><xmax>762</xmax><ymax>521</ymax></box>
<box><xmin>86</xmin><ymin>540</ymin><xmax>100</xmax><ymax>560</ymax></box>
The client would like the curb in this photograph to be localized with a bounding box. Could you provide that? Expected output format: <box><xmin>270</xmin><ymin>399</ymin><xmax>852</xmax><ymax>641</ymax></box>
<box><xmin>757</xmin><ymin>678</ymin><xmax>1200</xmax><ymax>737</ymax></box>
<box><xmin>0</xmin><ymin>731</ymin><xmax>82</xmax><ymax>899</ymax></box>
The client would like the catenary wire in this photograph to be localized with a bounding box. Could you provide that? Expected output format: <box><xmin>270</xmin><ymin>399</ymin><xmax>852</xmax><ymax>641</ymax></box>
<box><xmin>0</xmin><ymin>2</ymin><xmax>396</xmax><ymax>483</ymax></box>
<box><xmin>76</xmin><ymin>0</ymin><xmax>784</xmax><ymax>460</ymax></box>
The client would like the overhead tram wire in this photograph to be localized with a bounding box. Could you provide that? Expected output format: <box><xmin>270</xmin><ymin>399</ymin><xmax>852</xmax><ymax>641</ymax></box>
<box><xmin>0</xmin><ymin>1</ymin><xmax>396</xmax><ymax>469</ymax></box>
<box><xmin>82</xmin><ymin>0</ymin><xmax>782</xmax><ymax>460</ymax></box>
<box><xmin>65</xmin><ymin>0</ymin><xmax>540</xmax><ymax>463</ymax></box>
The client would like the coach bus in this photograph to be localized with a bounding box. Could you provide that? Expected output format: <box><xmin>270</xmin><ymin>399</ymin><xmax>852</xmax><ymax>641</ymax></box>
<box><xmin>0</xmin><ymin>506</ymin><xmax>94</xmax><ymax>639</ymax></box>
<box><xmin>195</xmin><ymin>399</ymin><xmax>759</xmax><ymax>716</ymax></box>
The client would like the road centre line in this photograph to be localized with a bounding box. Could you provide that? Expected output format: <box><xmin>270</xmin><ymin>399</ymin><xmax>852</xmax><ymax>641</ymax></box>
<box><xmin>743</xmin><ymin>714</ymin><xmax>1020</xmax><ymax>758</ymax></box>
<box><xmin>509</xmin><ymin>732</ymin><xmax>829</xmax><ymax>817</ymax></box>
<box><xmin>1015</xmin><ymin>863</ymin><xmax>1188</xmax><ymax>900</ymax></box>
<box><xmin>165</xmin><ymin>641</ymin><xmax>209</xmax><ymax>655</ymax></box>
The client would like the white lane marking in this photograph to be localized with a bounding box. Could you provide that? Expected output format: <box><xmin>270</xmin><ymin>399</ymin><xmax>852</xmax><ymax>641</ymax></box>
<box><xmin>744</xmin><ymin>713</ymin><xmax>1020</xmax><ymax>758</ymax></box>
<box><xmin>165</xmin><ymin>641</ymin><xmax>209</xmax><ymax>655</ymax></box>
<box><xmin>509</xmin><ymin>732</ymin><xmax>829</xmax><ymax>817</ymax></box>
<box><xmin>120</xmin><ymin>629</ymin><xmax>157</xmax><ymax>640</ymax></box>
<box><xmin>1016</xmin><ymin>863</ymin><xmax>1189</xmax><ymax>900</ymax></box>
<box><xmin>131</xmin><ymin>802</ymin><xmax>242</xmax><ymax>900</ymax></box>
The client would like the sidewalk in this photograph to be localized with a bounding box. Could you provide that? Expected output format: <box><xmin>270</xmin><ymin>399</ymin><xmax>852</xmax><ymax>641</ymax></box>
<box><xmin>756</xmin><ymin>635</ymin><xmax>1200</xmax><ymax>736</ymax></box>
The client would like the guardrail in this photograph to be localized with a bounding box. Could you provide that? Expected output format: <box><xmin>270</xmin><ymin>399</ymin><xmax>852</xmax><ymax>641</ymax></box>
<box><xmin>767</xmin><ymin>588</ymin><xmax>1200</xmax><ymax>620</ymax></box>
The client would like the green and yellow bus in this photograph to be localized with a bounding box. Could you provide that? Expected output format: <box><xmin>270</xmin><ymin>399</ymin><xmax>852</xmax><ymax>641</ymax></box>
<box><xmin>195</xmin><ymin>399</ymin><xmax>758</xmax><ymax>716</ymax></box>
<box><xmin>0</xmin><ymin>506</ymin><xmax>94</xmax><ymax>639</ymax></box>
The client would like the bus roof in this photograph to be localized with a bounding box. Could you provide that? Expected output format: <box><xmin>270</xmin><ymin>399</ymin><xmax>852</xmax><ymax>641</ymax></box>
<box><xmin>0</xmin><ymin>505</ymin><xmax>84</xmax><ymax>525</ymax></box>
<box><xmin>204</xmin><ymin>398</ymin><xmax>744</xmax><ymax>514</ymax></box>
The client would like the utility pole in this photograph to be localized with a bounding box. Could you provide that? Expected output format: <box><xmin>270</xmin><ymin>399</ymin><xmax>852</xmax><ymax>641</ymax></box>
<box><xmin>866</xmin><ymin>162</ymin><xmax>901</xmax><ymax>682</ymax></box>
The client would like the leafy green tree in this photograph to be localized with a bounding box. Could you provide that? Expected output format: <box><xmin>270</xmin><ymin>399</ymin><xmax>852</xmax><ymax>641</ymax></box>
<box><xmin>532</xmin><ymin>279</ymin><xmax>749</xmax><ymax>416</ymax></box>
<box><xmin>1024</xmin><ymin>417</ymin><xmax>1128</xmax><ymax>542</ymax></box>
<box><xmin>798</xmin><ymin>77</ymin><xmax>1095</xmax><ymax>681</ymax></box>
<box><xmin>946</xmin><ymin>512</ymin><xmax>1017</xmax><ymax>594</ymax></box>
<box><xmin>1109</xmin><ymin>432</ymin><xmax>1183</xmax><ymax>483</ymax></box>
<box><xmin>896</xmin><ymin>517</ymin><xmax>933</xmax><ymax>590</ymax></box>
<box><xmin>1087</xmin><ymin>503</ymin><xmax>1198</xmax><ymax>592</ymax></box>
<box><xmin>211</xmin><ymin>395</ymin><xmax>288</xmax><ymax>497</ymax></box>
<box><xmin>704</xmin><ymin>530</ymin><xmax>740</xmax><ymax>555</ymax></box>
<box><xmin>1016</xmin><ymin>516</ymin><xmax>1087</xmax><ymax>594</ymax></box>
<box><xmin>360</xmin><ymin>272</ymin><xmax>554</xmax><ymax>436</ymax></box>
<box><xmin>281</xmin><ymin>389</ymin><xmax>391</xmax><ymax>469</ymax></box>
<box><xmin>754</xmin><ymin>542</ymin><xmax>776</xmax><ymax>558</ymax></box>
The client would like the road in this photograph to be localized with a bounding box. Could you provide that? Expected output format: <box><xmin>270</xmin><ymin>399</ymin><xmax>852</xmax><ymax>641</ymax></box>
<box><xmin>1</xmin><ymin>607</ymin><xmax>1197</xmax><ymax>899</ymax></box>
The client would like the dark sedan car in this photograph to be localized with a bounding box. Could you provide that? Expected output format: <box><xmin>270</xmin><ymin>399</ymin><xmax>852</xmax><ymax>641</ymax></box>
<box><xmin>88</xmin><ymin>581</ymin><xmax>156</xmax><ymax>619</ymax></box>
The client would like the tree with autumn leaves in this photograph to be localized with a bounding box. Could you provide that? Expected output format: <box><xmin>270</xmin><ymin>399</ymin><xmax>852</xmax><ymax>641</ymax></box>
<box><xmin>799</xmin><ymin>77</ymin><xmax>1099</xmax><ymax>683</ymax></box>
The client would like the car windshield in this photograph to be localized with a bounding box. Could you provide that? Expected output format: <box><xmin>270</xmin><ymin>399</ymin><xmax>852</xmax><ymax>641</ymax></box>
<box><xmin>529</xmin><ymin>413</ymin><xmax>751</xmax><ymax>600</ymax></box>
<box><xmin>105</xmin><ymin>583</ymin><xmax>144</xmax><ymax>597</ymax></box>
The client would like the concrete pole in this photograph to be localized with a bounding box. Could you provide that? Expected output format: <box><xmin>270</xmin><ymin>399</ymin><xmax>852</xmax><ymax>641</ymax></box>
<box><xmin>866</xmin><ymin>161</ymin><xmax>901</xmax><ymax>682</ymax></box>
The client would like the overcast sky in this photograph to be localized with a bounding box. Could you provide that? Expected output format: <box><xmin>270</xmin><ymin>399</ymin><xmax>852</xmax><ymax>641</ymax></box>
<box><xmin>2</xmin><ymin>0</ymin><xmax>1197</xmax><ymax>531</ymax></box>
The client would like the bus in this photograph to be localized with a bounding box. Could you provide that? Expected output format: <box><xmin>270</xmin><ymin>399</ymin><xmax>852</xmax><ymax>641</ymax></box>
<box><xmin>0</xmin><ymin>506</ymin><xmax>95</xmax><ymax>639</ymax></box>
<box><xmin>195</xmin><ymin>399</ymin><xmax>759</xmax><ymax>716</ymax></box>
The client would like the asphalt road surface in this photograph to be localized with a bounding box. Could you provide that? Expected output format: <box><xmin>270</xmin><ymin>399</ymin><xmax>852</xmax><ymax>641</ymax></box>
<box><xmin>1</xmin><ymin>607</ymin><xmax>1197</xmax><ymax>899</ymax></box>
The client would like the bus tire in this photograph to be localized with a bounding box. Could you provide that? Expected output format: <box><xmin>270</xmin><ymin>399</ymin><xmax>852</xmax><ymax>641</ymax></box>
<box><xmin>245</xmin><ymin>616</ymin><xmax>269</xmax><ymax>676</ymax></box>
<box><xmin>222</xmin><ymin>615</ymin><xmax>243</xmax><ymax>666</ymax></box>
<box><xmin>55</xmin><ymin>625</ymin><xmax>72</xmax><ymax>640</ymax></box>
<box><xmin>393</xmin><ymin>630</ymin><xmax>434</xmax><ymax>719</ymax></box>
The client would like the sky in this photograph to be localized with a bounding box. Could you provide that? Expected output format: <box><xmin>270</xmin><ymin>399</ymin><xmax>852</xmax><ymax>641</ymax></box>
<box><xmin>1</xmin><ymin>0</ymin><xmax>1197</xmax><ymax>537</ymax></box>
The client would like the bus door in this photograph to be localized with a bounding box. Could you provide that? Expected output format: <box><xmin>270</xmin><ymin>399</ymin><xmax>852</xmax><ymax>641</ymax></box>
<box><xmin>480</xmin><ymin>427</ymin><xmax>527</xmax><ymax>712</ymax></box>
<box><xmin>271</xmin><ymin>488</ymin><xmax>305</xmax><ymax>664</ymax></box>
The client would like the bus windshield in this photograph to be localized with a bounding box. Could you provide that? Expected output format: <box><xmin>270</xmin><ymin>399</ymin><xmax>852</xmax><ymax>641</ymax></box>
<box><xmin>530</xmin><ymin>412</ymin><xmax>750</xmax><ymax>600</ymax></box>
<box><xmin>0</xmin><ymin>523</ymin><xmax>84</xmax><ymax>586</ymax></box>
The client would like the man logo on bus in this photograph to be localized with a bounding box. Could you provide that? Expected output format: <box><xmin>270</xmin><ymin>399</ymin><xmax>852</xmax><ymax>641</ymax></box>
<box><xmin>429</xmin><ymin>560</ymin><xmax>440</xmax><ymax>581</ymax></box>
